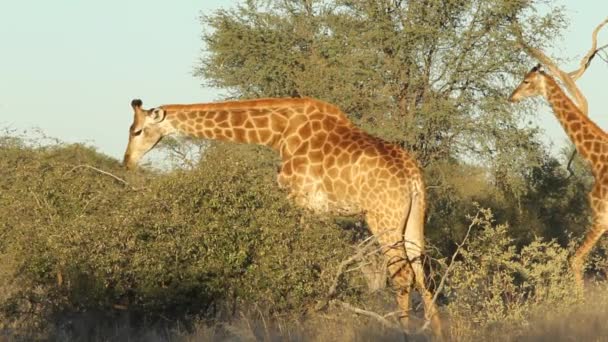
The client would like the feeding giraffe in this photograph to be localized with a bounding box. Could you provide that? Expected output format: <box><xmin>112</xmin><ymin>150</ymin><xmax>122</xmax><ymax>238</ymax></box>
<box><xmin>509</xmin><ymin>17</ymin><xmax>608</xmax><ymax>287</ymax></box>
<box><xmin>509</xmin><ymin>65</ymin><xmax>607</xmax><ymax>286</ymax></box>
<box><xmin>123</xmin><ymin>97</ymin><xmax>442</xmax><ymax>334</ymax></box>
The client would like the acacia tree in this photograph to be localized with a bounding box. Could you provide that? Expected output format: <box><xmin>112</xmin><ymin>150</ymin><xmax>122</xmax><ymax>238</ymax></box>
<box><xmin>197</xmin><ymin>0</ymin><xmax>564</xmax><ymax>169</ymax></box>
<box><xmin>196</xmin><ymin>0</ymin><xmax>576</xmax><ymax>248</ymax></box>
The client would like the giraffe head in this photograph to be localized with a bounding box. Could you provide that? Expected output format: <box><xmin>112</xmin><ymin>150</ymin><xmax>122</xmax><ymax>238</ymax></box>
<box><xmin>508</xmin><ymin>64</ymin><xmax>547</xmax><ymax>103</ymax></box>
<box><xmin>123</xmin><ymin>99</ymin><xmax>171</xmax><ymax>170</ymax></box>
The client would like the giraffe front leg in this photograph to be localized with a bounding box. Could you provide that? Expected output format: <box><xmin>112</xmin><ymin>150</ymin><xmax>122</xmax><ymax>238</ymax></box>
<box><xmin>571</xmin><ymin>219</ymin><xmax>607</xmax><ymax>288</ymax></box>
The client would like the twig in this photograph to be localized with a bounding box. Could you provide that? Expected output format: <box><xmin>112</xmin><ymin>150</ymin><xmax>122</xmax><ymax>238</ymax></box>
<box><xmin>331</xmin><ymin>300</ymin><xmax>401</xmax><ymax>330</ymax></box>
<box><xmin>327</xmin><ymin>235</ymin><xmax>403</xmax><ymax>299</ymax></box>
<box><xmin>428</xmin><ymin>211</ymin><xmax>479</xmax><ymax>310</ymax></box>
<box><xmin>64</xmin><ymin>164</ymin><xmax>139</xmax><ymax>191</ymax></box>
<box><xmin>255</xmin><ymin>304</ymin><xmax>271</xmax><ymax>342</ymax></box>
<box><xmin>344</xmin><ymin>261</ymin><xmax>373</xmax><ymax>274</ymax></box>
<box><xmin>30</xmin><ymin>190</ymin><xmax>55</xmax><ymax>223</ymax></box>
<box><xmin>567</xmin><ymin>17</ymin><xmax>608</xmax><ymax>80</ymax></box>
<box><xmin>413</xmin><ymin>214</ymin><xmax>479</xmax><ymax>335</ymax></box>
<box><xmin>566</xmin><ymin>149</ymin><xmax>577</xmax><ymax>180</ymax></box>
<box><xmin>327</xmin><ymin>237</ymin><xmax>377</xmax><ymax>298</ymax></box>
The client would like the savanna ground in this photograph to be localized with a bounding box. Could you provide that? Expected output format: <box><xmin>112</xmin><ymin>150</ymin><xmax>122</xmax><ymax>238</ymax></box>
<box><xmin>3</xmin><ymin>0</ymin><xmax>608</xmax><ymax>340</ymax></box>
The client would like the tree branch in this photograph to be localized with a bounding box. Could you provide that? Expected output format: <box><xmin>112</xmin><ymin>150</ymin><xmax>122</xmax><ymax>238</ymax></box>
<box><xmin>567</xmin><ymin>17</ymin><xmax>608</xmax><ymax>80</ymax></box>
<box><xmin>513</xmin><ymin>17</ymin><xmax>608</xmax><ymax>117</ymax></box>
<box><xmin>428</xmin><ymin>211</ymin><xmax>478</xmax><ymax>310</ymax></box>
<box><xmin>64</xmin><ymin>164</ymin><xmax>139</xmax><ymax>191</ymax></box>
<box><xmin>327</xmin><ymin>235</ymin><xmax>378</xmax><ymax>298</ymax></box>
<box><xmin>331</xmin><ymin>300</ymin><xmax>402</xmax><ymax>330</ymax></box>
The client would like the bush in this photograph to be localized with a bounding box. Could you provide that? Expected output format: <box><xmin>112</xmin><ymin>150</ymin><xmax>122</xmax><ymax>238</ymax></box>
<box><xmin>2</xmin><ymin>133</ymin><xmax>607</xmax><ymax>341</ymax></box>
<box><xmin>444</xmin><ymin>207</ymin><xmax>580</xmax><ymax>340</ymax></box>
<box><xmin>0</xmin><ymin>139</ymin><xmax>357</xmax><ymax>334</ymax></box>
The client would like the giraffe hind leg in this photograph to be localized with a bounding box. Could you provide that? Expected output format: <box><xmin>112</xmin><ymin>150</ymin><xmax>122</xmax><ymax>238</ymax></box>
<box><xmin>366</xmin><ymin>209</ymin><xmax>415</xmax><ymax>331</ymax></box>
<box><xmin>403</xmin><ymin>194</ymin><xmax>443</xmax><ymax>338</ymax></box>
<box><xmin>380</xmin><ymin>232</ymin><xmax>441</xmax><ymax>336</ymax></box>
<box><xmin>382</xmin><ymin>239</ymin><xmax>415</xmax><ymax>329</ymax></box>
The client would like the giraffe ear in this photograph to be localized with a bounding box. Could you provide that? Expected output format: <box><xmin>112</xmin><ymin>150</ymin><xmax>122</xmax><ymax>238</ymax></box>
<box><xmin>147</xmin><ymin>108</ymin><xmax>166</xmax><ymax>123</ymax></box>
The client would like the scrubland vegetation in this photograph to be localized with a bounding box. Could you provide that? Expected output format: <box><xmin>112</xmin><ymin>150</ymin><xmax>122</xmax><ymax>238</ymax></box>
<box><xmin>3</xmin><ymin>0</ymin><xmax>608</xmax><ymax>340</ymax></box>
<box><xmin>2</xmin><ymin>133</ymin><xmax>608</xmax><ymax>341</ymax></box>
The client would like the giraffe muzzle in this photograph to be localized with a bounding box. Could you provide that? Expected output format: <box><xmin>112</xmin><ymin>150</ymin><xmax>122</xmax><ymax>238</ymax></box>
<box><xmin>123</xmin><ymin>154</ymin><xmax>136</xmax><ymax>170</ymax></box>
<box><xmin>508</xmin><ymin>92</ymin><xmax>521</xmax><ymax>103</ymax></box>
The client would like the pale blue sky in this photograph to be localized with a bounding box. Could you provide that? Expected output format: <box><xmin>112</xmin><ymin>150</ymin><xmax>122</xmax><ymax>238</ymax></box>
<box><xmin>0</xmin><ymin>1</ymin><xmax>606</xmax><ymax>160</ymax></box>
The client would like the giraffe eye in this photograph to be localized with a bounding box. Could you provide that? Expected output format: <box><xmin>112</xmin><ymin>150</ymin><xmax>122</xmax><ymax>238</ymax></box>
<box><xmin>132</xmin><ymin>129</ymin><xmax>143</xmax><ymax>136</ymax></box>
<box><xmin>523</xmin><ymin>80</ymin><xmax>530</xmax><ymax>85</ymax></box>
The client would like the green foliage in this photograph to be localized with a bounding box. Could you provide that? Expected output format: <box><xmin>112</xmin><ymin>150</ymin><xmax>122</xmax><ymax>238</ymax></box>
<box><xmin>1</xmin><ymin>136</ymin><xmax>605</xmax><ymax>341</ymax></box>
<box><xmin>198</xmin><ymin>0</ymin><xmax>564</xmax><ymax>171</ymax></box>
<box><xmin>424</xmin><ymin>149</ymin><xmax>591</xmax><ymax>255</ymax></box>
<box><xmin>197</xmin><ymin>0</ymin><xmax>581</xmax><ymax>260</ymax></box>
<box><xmin>445</xmin><ymin>207</ymin><xmax>580</xmax><ymax>340</ymax></box>
<box><xmin>0</xmin><ymin>138</ymin><xmax>355</xmax><ymax>333</ymax></box>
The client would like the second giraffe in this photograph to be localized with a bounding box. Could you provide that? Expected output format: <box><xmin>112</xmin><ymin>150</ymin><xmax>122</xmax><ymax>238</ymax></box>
<box><xmin>510</xmin><ymin>64</ymin><xmax>608</xmax><ymax>287</ymax></box>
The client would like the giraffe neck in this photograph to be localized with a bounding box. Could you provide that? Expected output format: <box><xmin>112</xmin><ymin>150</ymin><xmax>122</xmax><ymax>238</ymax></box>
<box><xmin>543</xmin><ymin>75</ymin><xmax>605</xmax><ymax>163</ymax></box>
<box><xmin>162</xmin><ymin>98</ymin><xmax>299</xmax><ymax>150</ymax></box>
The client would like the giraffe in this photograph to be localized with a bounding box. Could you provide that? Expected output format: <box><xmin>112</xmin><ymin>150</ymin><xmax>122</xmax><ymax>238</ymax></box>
<box><xmin>123</xmin><ymin>97</ymin><xmax>442</xmax><ymax>334</ymax></box>
<box><xmin>509</xmin><ymin>64</ymin><xmax>608</xmax><ymax>287</ymax></box>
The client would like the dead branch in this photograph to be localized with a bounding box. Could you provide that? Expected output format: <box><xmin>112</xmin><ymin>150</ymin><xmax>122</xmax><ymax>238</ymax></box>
<box><xmin>64</xmin><ymin>164</ymin><xmax>139</xmax><ymax>191</ymax></box>
<box><xmin>566</xmin><ymin>149</ymin><xmax>577</xmax><ymax>180</ymax></box>
<box><xmin>30</xmin><ymin>190</ymin><xmax>55</xmax><ymax>223</ymax></box>
<box><xmin>512</xmin><ymin>31</ymin><xmax>588</xmax><ymax>116</ymax></box>
<box><xmin>331</xmin><ymin>300</ymin><xmax>401</xmax><ymax>330</ymax></box>
<box><xmin>427</xmin><ymin>211</ymin><xmax>479</xmax><ymax>310</ymax></box>
<box><xmin>567</xmin><ymin>17</ymin><xmax>608</xmax><ymax>81</ymax></box>
<box><xmin>512</xmin><ymin>18</ymin><xmax>608</xmax><ymax>116</ymax></box>
<box><xmin>513</xmin><ymin>17</ymin><xmax>608</xmax><ymax>116</ymax></box>
<box><xmin>325</xmin><ymin>231</ymin><xmax>408</xmax><ymax>306</ymax></box>
<box><xmin>512</xmin><ymin>17</ymin><xmax>607</xmax><ymax>171</ymax></box>
<box><xmin>598</xmin><ymin>47</ymin><xmax>608</xmax><ymax>63</ymax></box>
<box><xmin>327</xmin><ymin>235</ymin><xmax>378</xmax><ymax>298</ymax></box>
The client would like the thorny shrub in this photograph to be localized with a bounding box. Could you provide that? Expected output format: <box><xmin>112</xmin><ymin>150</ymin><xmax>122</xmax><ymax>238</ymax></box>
<box><xmin>444</xmin><ymin>206</ymin><xmax>582</xmax><ymax>340</ymax></box>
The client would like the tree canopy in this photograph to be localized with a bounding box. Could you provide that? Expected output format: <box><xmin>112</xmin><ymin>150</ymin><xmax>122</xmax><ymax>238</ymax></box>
<box><xmin>197</xmin><ymin>0</ymin><xmax>565</xmax><ymax>173</ymax></box>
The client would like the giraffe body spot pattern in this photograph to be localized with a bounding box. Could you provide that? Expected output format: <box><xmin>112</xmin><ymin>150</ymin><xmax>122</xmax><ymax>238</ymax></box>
<box><xmin>123</xmin><ymin>96</ymin><xmax>442</xmax><ymax>336</ymax></box>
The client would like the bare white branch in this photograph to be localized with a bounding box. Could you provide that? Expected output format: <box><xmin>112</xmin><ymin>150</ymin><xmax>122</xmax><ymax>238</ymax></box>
<box><xmin>331</xmin><ymin>300</ymin><xmax>402</xmax><ymax>331</ymax></box>
<box><xmin>428</xmin><ymin>211</ymin><xmax>479</xmax><ymax>309</ymax></box>
<box><xmin>64</xmin><ymin>164</ymin><xmax>139</xmax><ymax>191</ymax></box>
<box><xmin>568</xmin><ymin>17</ymin><xmax>608</xmax><ymax>81</ymax></box>
<box><xmin>514</xmin><ymin>17</ymin><xmax>608</xmax><ymax>117</ymax></box>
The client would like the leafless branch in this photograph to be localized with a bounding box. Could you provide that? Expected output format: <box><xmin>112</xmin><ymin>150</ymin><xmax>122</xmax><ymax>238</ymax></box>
<box><xmin>599</xmin><ymin>50</ymin><xmax>608</xmax><ymax>63</ymax></box>
<box><xmin>64</xmin><ymin>164</ymin><xmax>139</xmax><ymax>191</ymax></box>
<box><xmin>566</xmin><ymin>149</ymin><xmax>577</xmax><ymax>180</ymax></box>
<box><xmin>327</xmin><ymin>236</ymin><xmax>378</xmax><ymax>298</ymax></box>
<box><xmin>512</xmin><ymin>17</ymin><xmax>607</xmax><ymax>171</ymax></box>
<box><xmin>30</xmin><ymin>190</ymin><xmax>55</xmax><ymax>223</ymax></box>
<box><xmin>513</xmin><ymin>38</ymin><xmax>589</xmax><ymax>116</ymax></box>
<box><xmin>513</xmin><ymin>17</ymin><xmax>608</xmax><ymax>117</ymax></box>
<box><xmin>331</xmin><ymin>300</ymin><xmax>402</xmax><ymax>330</ymax></box>
<box><xmin>428</xmin><ymin>211</ymin><xmax>479</xmax><ymax>309</ymax></box>
<box><xmin>567</xmin><ymin>17</ymin><xmax>608</xmax><ymax>80</ymax></box>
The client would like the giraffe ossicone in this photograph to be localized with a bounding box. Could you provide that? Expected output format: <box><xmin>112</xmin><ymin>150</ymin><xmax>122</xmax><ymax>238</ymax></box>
<box><xmin>123</xmin><ymin>96</ymin><xmax>442</xmax><ymax>335</ymax></box>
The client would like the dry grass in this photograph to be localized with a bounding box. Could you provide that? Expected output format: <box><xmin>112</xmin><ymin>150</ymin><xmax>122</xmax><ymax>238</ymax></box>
<box><xmin>4</xmin><ymin>290</ymin><xmax>608</xmax><ymax>342</ymax></box>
